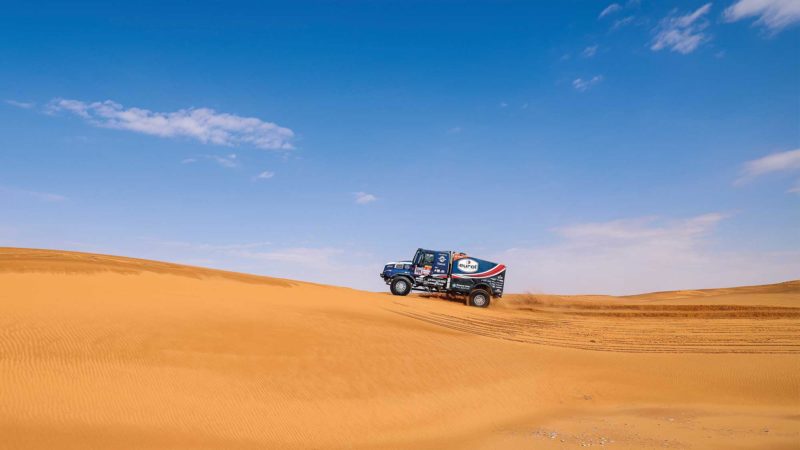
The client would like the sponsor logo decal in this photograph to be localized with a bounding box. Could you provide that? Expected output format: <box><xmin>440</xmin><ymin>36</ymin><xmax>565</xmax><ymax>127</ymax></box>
<box><xmin>415</xmin><ymin>266</ymin><xmax>432</xmax><ymax>276</ymax></box>
<box><xmin>456</xmin><ymin>258</ymin><xmax>479</xmax><ymax>273</ymax></box>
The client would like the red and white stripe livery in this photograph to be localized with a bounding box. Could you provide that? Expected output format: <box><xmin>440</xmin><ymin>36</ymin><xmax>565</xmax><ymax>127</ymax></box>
<box><xmin>452</xmin><ymin>264</ymin><xmax>506</xmax><ymax>279</ymax></box>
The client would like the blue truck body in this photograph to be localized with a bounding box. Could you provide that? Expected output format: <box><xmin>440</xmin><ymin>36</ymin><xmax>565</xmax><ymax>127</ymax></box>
<box><xmin>380</xmin><ymin>248</ymin><xmax>506</xmax><ymax>307</ymax></box>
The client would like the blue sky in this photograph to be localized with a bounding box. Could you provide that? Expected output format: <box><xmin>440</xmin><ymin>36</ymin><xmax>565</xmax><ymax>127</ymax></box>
<box><xmin>1</xmin><ymin>0</ymin><xmax>798</xmax><ymax>294</ymax></box>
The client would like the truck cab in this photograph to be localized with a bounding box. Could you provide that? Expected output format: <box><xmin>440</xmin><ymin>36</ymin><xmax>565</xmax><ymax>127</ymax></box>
<box><xmin>380</xmin><ymin>248</ymin><xmax>506</xmax><ymax>307</ymax></box>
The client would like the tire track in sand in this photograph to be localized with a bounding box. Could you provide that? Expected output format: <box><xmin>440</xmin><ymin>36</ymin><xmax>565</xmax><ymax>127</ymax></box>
<box><xmin>388</xmin><ymin>300</ymin><xmax>800</xmax><ymax>354</ymax></box>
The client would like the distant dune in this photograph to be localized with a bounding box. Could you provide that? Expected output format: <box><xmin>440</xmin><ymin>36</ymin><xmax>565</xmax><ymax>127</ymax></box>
<box><xmin>1</xmin><ymin>248</ymin><xmax>798</xmax><ymax>449</ymax></box>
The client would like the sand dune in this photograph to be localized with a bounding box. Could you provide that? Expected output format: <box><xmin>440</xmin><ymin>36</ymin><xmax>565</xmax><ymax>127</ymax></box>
<box><xmin>1</xmin><ymin>248</ymin><xmax>798</xmax><ymax>449</ymax></box>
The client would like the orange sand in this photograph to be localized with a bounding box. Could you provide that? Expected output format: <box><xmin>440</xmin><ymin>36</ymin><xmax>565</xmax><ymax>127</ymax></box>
<box><xmin>1</xmin><ymin>248</ymin><xmax>798</xmax><ymax>449</ymax></box>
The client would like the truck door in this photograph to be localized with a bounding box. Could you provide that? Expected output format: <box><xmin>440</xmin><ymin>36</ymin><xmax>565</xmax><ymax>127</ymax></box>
<box><xmin>414</xmin><ymin>251</ymin><xmax>435</xmax><ymax>277</ymax></box>
<box><xmin>414</xmin><ymin>251</ymin><xmax>449</xmax><ymax>290</ymax></box>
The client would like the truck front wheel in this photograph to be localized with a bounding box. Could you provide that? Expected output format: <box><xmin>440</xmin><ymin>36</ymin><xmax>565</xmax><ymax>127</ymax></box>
<box><xmin>469</xmin><ymin>289</ymin><xmax>491</xmax><ymax>308</ymax></box>
<box><xmin>390</xmin><ymin>277</ymin><xmax>412</xmax><ymax>296</ymax></box>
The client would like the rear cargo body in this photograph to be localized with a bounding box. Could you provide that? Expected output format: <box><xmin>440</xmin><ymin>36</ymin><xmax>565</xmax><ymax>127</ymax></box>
<box><xmin>448</xmin><ymin>253</ymin><xmax>507</xmax><ymax>297</ymax></box>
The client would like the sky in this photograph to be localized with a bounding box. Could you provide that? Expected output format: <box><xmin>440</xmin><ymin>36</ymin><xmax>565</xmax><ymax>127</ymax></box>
<box><xmin>1</xmin><ymin>0</ymin><xmax>798</xmax><ymax>294</ymax></box>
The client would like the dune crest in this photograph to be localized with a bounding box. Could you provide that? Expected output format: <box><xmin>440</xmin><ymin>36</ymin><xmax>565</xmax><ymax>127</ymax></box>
<box><xmin>0</xmin><ymin>247</ymin><xmax>296</xmax><ymax>286</ymax></box>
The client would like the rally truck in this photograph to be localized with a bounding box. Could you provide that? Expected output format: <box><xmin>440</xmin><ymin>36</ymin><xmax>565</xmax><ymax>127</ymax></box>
<box><xmin>380</xmin><ymin>248</ymin><xmax>506</xmax><ymax>307</ymax></box>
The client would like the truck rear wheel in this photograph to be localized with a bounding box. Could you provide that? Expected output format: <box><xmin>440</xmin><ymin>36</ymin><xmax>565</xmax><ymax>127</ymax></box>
<box><xmin>469</xmin><ymin>289</ymin><xmax>491</xmax><ymax>308</ymax></box>
<box><xmin>390</xmin><ymin>277</ymin><xmax>412</xmax><ymax>296</ymax></box>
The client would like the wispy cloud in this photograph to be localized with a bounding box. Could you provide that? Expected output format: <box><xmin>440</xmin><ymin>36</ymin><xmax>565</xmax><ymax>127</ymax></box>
<box><xmin>253</xmin><ymin>170</ymin><xmax>275</xmax><ymax>181</ymax></box>
<box><xmin>209</xmin><ymin>154</ymin><xmax>238</xmax><ymax>168</ymax></box>
<box><xmin>231</xmin><ymin>247</ymin><xmax>344</xmax><ymax>267</ymax></box>
<box><xmin>141</xmin><ymin>238</ymin><xmax>381</xmax><ymax>289</ymax></box>
<box><xmin>582</xmin><ymin>45</ymin><xmax>599</xmax><ymax>58</ymax></box>
<box><xmin>739</xmin><ymin>148</ymin><xmax>800</xmax><ymax>178</ymax></box>
<box><xmin>354</xmin><ymin>192</ymin><xmax>378</xmax><ymax>204</ymax></box>
<box><xmin>494</xmin><ymin>213</ymin><xmax>799</xmax><ymax>294</ymax></box>
<box><xmin>0</xmin><ymin>186</ymin><xmax>66</xmax><ymax>202</ymax></box>
<box><xmin>46</xmin><ymin>99</ymin><xmax>295</xmax><ymax>150</ymax></box>
<box><xmin>737</xmin><ymin>148</ymin><xmax>800</xmax><ymax>190</ymax></box>
<box><xmin>724</xmin><ymin>0</ymin><xmax>800</xmax><ymax>32</ymax></box>
<box><xmin>181</xmin><ymin>154</ymin><xmax>239</xmax><ymax>168</ymax></box>
<box><xmin>5</xmin><ymin>99</ymin><xmax>35</xmax><ymax>109</ymax></box>
<box><xmin>151</xmin><ymin>240</ymin><xmax>273</xmax><ymax>252</ymax></box>
<box><xmin>212</xmin><ymin>245</ymin><xmax>381</xmax><ymax>289</ymax></box>
<box><xmin>599</xmin><ymin>3</ymin><xmax>622</xmax><ymax>19</ymax></box>
<box><xmin>600</xmin><ymin>0</ymin><xmax>637</xmax><ymax>29</ymax></box>
<box><xmin>556</xmin><ymin>213</ymin><xmax>727</xmax><ymax>242</ymax></box>
<box><xmin>572</xmin><ymin>75</ymin><xmax>604</xmax><ymax>92</ymax></box>
<box><xmin>612</xmin><ymin>15</ymin><xmax>636</xmax><ymax>30</ymax></box>
<box><xmin>651</xmin><ymin>3</ymin><xmax>712</xmax><ymax>54</ymax></box>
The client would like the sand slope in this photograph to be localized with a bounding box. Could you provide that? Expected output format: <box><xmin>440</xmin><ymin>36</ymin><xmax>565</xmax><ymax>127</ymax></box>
<box><xmin>0</xmin><ymin>248</ymin><xmax>798</xmax><ymax>449</ymax></box>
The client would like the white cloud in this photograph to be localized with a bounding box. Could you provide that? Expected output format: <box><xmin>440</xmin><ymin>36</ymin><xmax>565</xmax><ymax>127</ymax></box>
<box><xmin>254</xmin><ymin>170</ymin><xmax>275</xmax><ymax>180</ymax></box>
<box><xmin>46</xmin><ymin>98</ymin><xmax>294</xmax><ymax>150</ymax></box>
<box><xmin>651</xmin><ymin>3</ymin><xmax>712</xmax><ymax>54</ymax></box>
<box><xmin>5</xmin><ymin>99</ymin><xmax>34</xmax><ymax>109</ymax></box>
<box><xmin>572</xmin><ymin>75</ymin><xmax>604</xmax><ymax>91</ymax></box>
<box><xmin>582</xmin><ymin>45</ymin><xmax>599</xmax><ymax>57</ymax></box>
<box><xmin>492</xmin><ymin>213</ymin><xmax>800</xmax><ymax>295</ymax></box>
<box><xmin>499</xmin><ymin>102</ymin><xmax>509</xmax><ymax>108</ymax></box>
<box><xmin>725</xmin><ymin>0</ymin><xmax>800</xmax><ymax>31</ymax></box>
<box><xmin>737</xmin><ymin>148</ymin><xmax>800</xmax><ymax>191</ymax></box>
<box><xmin>0</xmin><ymin>186</ymin><xmax>66</xmax><ymax>202</ymax></box>
<box><xmin>354</xmin><ymin>192</ymin><xmax>377</xmax><ymax>204</ymax></box>
<box><xmin>599</xmin><ymin>3</ymin><xmax>622</xmax><ymax>18</ymax></box>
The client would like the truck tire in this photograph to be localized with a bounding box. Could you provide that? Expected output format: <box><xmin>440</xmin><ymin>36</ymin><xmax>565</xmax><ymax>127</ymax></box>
<box><xmin>390</xmin><ymin>277</ymin><xmax>412</xmax><ymax>296</ymax></box>
<box><xmin>469</xmin><ymin>289</ymin><xmax>491</xmax><ymax>308</ymax></box>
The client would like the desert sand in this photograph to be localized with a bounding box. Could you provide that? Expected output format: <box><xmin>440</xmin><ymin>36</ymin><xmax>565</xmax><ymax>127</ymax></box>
<box><xmin>1</xmin><ymin>248</ymin><xmax>798</xmax><ymax>449</ymax></box>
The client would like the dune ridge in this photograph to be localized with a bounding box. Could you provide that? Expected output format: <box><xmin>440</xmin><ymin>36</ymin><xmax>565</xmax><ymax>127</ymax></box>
<box><xmin>0</xmin><ymin>247</ymin><xmax>297</xmax><ymax>286</ymax></box>
<box><xmin>1</xmin><ymin>248</ymin><xmax>798</xmax><ymax>449</ymax></box>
